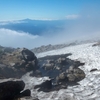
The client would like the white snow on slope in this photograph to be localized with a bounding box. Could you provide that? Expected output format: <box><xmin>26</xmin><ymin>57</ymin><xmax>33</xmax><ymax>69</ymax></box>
<box><xmin>22</xmin><ymin>42</ymin><xmax>100</xmax><ymax>100</ymax></box>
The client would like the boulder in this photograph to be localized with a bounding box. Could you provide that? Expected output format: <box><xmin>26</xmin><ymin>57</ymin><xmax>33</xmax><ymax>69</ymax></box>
<box><xmin>56</xmin><ymin>66</ymin><xmax>85</xmax><ymax>84</ymax></box>
<box><xmin>20</xmin><ymin>89</ymin><xmax>31</xmax><ymax>98</ymax></box>
<box><xmin>0</xmin><ymin>80</ymin><xmax>31</xmax><ymax>100</ymax></box>
<box><xmin>66</xmin><ymin>66</ymin><xmax>74</xmax><ymax>74</ymax></box>
<box><xmin>73</xmin><ymin>61</ymin><xmax>84</xmax><ymax>68</ymax></box>
<box><xmin>56</xmin><ymin>72</ymin><xmax>67</xmax><ymax>83</ymax></box>
<box><xmin>67</xmin><ymin>67</ymin><xmax>85</xmax><ymax>82</ymax></box>
<box><xmin>90</xmin><ymin>68</ymin><xmax>98</xmax><ymax>72</ymax></box>
<box><xmin>0</xmin><ymin>48</ymin><xmax>38</xmax><ymax>78</ymax></box>
<box><xmin>67</xmin><ymin>74</ymin><xmax>76</xmax><ymax>82</ymax></box>
<box><xmin>34</xmin><ymin>80</ymin><xmax>52</xmax><ymax>92</ymax></box>
<box><xmin>92</xmin><ymin>42</ymin><xmax>100</xmax><ymax>47</ymax></box>
<box><xmin>21</xmin><ymin>48</ymin><xmax>37</xmax><ymax>62</ymax></box>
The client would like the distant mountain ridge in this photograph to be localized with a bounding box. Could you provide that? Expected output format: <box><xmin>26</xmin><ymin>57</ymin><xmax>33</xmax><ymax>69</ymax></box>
<box><xmin>0</xmin><ymin>19</ymin><xmax>67</xmax><ymax>36</ymax></box>
<box><xmin>31</xmin><ymin>39</ymin><xmax>97</xmax><ymax>54</ymax></box>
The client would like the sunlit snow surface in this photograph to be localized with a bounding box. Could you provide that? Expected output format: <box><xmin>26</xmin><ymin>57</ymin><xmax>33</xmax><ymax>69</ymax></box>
<box><xmin>22</xmin><ymin>42</ymin><xmax>100</xmax><ymax>100</ymax></box>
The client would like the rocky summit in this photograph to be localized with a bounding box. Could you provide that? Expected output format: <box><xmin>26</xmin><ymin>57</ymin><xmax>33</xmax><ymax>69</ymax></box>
<box><xmin>0</xmin><ymin>47</ymin><xmax>86</xmax><ymax>100</ymax></box>
<box><xmin>0</xmin><ymin>48</ymin><xmax>38</xmax><ymax>78</ymax></box>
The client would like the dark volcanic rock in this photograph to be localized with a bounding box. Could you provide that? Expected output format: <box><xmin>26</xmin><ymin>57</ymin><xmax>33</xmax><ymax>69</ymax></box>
<box><xmin>56</xmin><ymin>66</ymin><xmax>85</xmax><ymax>83</ymax></box>
<box><xmin>0</xmin><ymin>80</ymin><xmax>31</xmax><ymax>100</ymax></box>
<box><xmin>33</xmin><ymin>54</ymin><xmax>85</xmax><ymax>92</ymax></box>
<box><xmin>34</xmin><ymin>78</ymin><xmax>68</xmax><ymax>92</ymax></box>
<box><xmin>0</xmin><ymin>48</ymin><xmax>38</xmax><ymax>78</ymax></box>
<box><xmin>73</xmin><ymin>61</ymin><xmax>84</xmax><ymax>68</ymax></box>
<box><xmin>34</xmin><ymin>80</ymin><xmax>52</xmax><ymax>92</ymax></box>
<box><xmin>56</xmin><ymin>72</ymin><xmax>68</xmax><ymax>83</ymax></box>
<box><xmin>37</xmin><ymin>54</ymin><xmax>85</xmax><ymax>79</ymax></box>
<box><xmin>21</xmin><ymin>48</ymin><xmax>37</xmax><ymax>62</ymax></box>
<box><xmin>73</xmin><ymin>68</ymin><xmax>85</xmax><ymax>81</ymax></box>
<box><xmin>20</xmin><ymin>89</ymin><xmax>31</xmax><ymax>98</ymax></box>
<box><xmin>92</xmin><ymin>42</ymin><xmax>100</xmax><ymax>47</ymax></box>
<box><xmin>90</xmin><ymin>68</ymin><xmax>98</xmax><ymax>72</ymax></box>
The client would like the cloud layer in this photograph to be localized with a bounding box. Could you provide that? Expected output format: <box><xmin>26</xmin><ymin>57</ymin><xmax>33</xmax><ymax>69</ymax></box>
<box><xmin>0</xmin><ymin>5</ymin><xmax>100</xmax><ymax>49</ymax></box>
<box><xmin>0</xmin><ymin>28</ymin><xmax>39</xmax><ymax>48</ymax></box>
<box><xmin>66</xmin><ymin>14</ymin><xmax>80</xmax><ymax>19</ymax></box>
<box><xmin>0</xmin><ymin>28</ymin><xmax>73</xmax><ymax>49</ymax></box>
<box><xmin>0</xmin><ymin>22</ymin><xmax>100</xmax><ymax>49</ymax></box>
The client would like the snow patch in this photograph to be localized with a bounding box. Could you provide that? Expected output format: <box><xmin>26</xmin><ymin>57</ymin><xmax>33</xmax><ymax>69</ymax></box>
<box><xmin>22</xmin><ymin>42</ymin><xmax>100</xmax><ymax>100</ymax></box>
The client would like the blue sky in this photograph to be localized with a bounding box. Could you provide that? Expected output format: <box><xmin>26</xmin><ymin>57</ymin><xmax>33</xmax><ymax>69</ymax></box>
<box><xmin>0</xmin><ymin>0</ymin><xmax>100</xmax><ymax>48</ymax></box>
<box><xmin>0</xmin><ymin>0</ymin><xmax>100</xmax><ymax>21</ymax></box>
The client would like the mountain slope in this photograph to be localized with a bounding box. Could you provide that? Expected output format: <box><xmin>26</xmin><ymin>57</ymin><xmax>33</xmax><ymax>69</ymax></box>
<box><xmin>22</xmin><ymin>42</ymin><xmax>100</xmax><ymax>100</ymax></box>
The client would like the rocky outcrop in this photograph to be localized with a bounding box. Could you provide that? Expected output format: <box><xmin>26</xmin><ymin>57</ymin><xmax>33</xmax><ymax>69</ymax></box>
<box><xmin>0</xmin><ymin>79</ymin><xmax>31</xmax><ymax>100</ymax></box>
<box><xmin>33</xmin><ymin>54</ymin><xmax>85</xmax><ymax>92</ymax></box>
<box><xmin>56</xmin><ymin>66</ymin><xmax>85</xmax><ymax>83</ymax></box>
<box><xmin>34</xmin><ymin>65</ymin><xmax>85</xmax><ymax>92</ymax></box>
<box><xmin>0</xmin><ymin>48</ymin><xmax>85</xmax><ymax>93</ymax></box>
<box><xmin>0</xmin><ymin>48</ymin><xmax>38</xmax><ymax>78</ymax></box>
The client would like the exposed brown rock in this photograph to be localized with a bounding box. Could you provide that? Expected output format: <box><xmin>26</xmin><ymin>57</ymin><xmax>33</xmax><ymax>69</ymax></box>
<box><xmin>0</xmin><ymin>48</ymin><xmax>38</xmax><ymax>78</ymax></box>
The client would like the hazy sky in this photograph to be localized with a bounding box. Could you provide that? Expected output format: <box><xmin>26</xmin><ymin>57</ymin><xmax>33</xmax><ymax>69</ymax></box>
<box><xmin>0</xmin><ymin>0</ymin><xmax>100</xmax><ymax>21</ymax></box>
<box><xmin>0</xmin><ymin>0</ymin><xmax>100</xmax><ymax>49</ymax></box>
